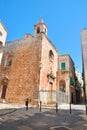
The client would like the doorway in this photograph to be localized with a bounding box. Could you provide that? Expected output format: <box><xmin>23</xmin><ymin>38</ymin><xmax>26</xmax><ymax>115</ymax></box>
<box><xmin>1</xmin><ymin>85</ymin><xmax>7</xmax><ymax>99</ymax></box>
<box><xmin>48</xmin><ymin>82</ymin><xmax>53</xmax><ymax>104</ymax></box>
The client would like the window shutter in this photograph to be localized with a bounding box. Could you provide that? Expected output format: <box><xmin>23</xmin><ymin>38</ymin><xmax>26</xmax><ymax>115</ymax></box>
<box><xmin>61</xmin><ymin>62</ymin><xmax>66</xmax><ymax>70</ymax></box>
<box><xmin>70</xmin><ymin>77</ymin><xmax>73</xmax><ymax>85</ymax></box>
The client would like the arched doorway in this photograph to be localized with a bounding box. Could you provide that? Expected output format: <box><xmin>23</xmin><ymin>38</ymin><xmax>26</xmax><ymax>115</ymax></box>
<box><xmin>1</xmin><ymin>85</ymin><xmax>7</xmax><ymax>99</ymax></box>
<box><xmin>1</xmin><ymin>77</ymin><xmax>8</xmax><ymax>100</ymax></box>
<box><xmin>47</xmin><ymin>70</ymin><xmax>56</xmax><ymax>104</ymax></box>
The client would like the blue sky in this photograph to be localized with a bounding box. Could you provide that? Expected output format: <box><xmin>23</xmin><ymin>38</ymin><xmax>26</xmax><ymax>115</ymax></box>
<box><xmin>1</xmin><ymin>0</ymin><xmax>87</xmax><ymax>73</ymax></box>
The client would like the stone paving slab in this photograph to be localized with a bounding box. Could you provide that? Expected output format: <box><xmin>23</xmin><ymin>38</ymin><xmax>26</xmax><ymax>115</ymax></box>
<box><xmin>0</xmin><ymin>103</ymin><xmax>87</xmax><ymax>130</ymax></box>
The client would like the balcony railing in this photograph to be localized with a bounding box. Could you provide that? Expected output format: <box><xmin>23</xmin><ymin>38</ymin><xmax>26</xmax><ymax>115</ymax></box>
<box><xmin>57</xmin><ymin>68</ymin><xmax>69</xmax><ymax>72</ymax></box>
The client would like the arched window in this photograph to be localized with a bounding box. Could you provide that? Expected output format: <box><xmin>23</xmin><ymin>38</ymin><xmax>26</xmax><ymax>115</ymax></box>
<box><xmin>6</xmin><ymin>59</ymin><xmax>12</xmax><ymax>66</ymax></box>
<box><xmin>59</xmin><ymin>80</ymin><xmax>66</xmax><ymax>92</ymax></box>
<box><xmin>5</xmin><ymin>56</ymin><xmax>12</xmax><ymax>67</ymax></box>
<box><xmin>49</xmin><ymin>50</ymin><xmax>54</xmax><ymax>61</ymax></box>
<box><xmin>37</xmin><ymin>27</ymin><xmax>40</xmax><ymax>34</ymax></box>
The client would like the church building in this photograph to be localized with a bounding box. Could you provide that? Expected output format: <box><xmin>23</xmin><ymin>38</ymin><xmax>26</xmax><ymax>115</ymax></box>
<box><xmin>0</xmin><ymin>19</ymin><xmax>76</xmax><ymax>105</ymax></box>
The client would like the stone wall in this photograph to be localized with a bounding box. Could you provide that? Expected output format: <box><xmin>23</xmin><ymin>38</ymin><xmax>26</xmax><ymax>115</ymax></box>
<box><xmin>0</xmin><ymin>35</ymin><xmax>42</xmax><ymax>105</ymax></box>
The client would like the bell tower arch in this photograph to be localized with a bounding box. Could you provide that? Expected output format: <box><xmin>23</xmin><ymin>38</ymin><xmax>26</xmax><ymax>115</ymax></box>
<box><xmin>34</xmin><ymin>19</ymin><xmax>48</xmax><ymax>35</ymax></box>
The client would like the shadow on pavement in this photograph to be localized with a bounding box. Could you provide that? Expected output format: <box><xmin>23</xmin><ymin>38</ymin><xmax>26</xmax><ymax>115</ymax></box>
<box><xmin>0</xmin><ymin>107</ymin><xmax>86</xmax><ymax>130</ymax></box>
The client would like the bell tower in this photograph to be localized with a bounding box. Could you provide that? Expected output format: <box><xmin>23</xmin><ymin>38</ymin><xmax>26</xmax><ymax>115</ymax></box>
<box><xmin>34</xmin><ymin>19</ymin><xmax>48</xmax><ymax>35</ymax></box>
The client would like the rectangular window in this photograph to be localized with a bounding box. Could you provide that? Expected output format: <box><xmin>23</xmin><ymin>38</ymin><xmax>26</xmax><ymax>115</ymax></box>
<box><xmin>61</xmin><ymin>62</ymin><xmax>66</xmax><ymax>70</ymax></box>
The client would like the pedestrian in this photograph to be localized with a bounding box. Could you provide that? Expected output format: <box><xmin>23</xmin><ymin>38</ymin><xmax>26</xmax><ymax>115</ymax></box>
<box><xmin>25</xmin><ymin>98</ymin><xmax>28</xmax><ymax>111</ymax></box>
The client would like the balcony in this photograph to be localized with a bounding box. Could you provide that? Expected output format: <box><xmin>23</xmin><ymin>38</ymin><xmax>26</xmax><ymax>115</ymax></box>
<box><xmin>57</xmin><ymin>69</ymin><xmax>69</xmax><ymax>75</ymax></box>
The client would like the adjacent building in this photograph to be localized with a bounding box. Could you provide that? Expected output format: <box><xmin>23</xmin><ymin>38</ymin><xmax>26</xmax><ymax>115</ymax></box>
<box><xmin>81</xmin><ymin>29</ymin><xmax>87</xmax><ymax>102</ymax></box>
<box><xmin>0</xmin><ymin>19</ymin><xmax>76</xmax><ymax>105</ymax></box>
<box><xmin>0</xmin><ymin>21</ymin><xmax>7</xmax><ymax>64</ymax></box>
<box><xmin>57</xmin><ymin>55</ymin><xmax>76</xmax><ymax>104</ymax></box>
<box><xmin>75</xmin><ymin>69</ymin><xmax>83</xmax><ymax>103</ymax></box>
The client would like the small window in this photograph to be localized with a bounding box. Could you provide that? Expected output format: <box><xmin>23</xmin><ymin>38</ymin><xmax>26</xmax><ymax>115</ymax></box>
<box><xmin>37</xmin><ymin>27</ymin><xmax>40</xmax><ymax>34</ymax></box>
<box><xmin>61</xmin><ymin>62</ymin><xmax>66</xmax><ymax>70</ymax></box>
<box><xmin>6</xmin><ymin>59</ymin><xmax>12</xmax><ymax>66</ymax></box>
<box><xmin>49</xmin><ymin>50</ymin><xmax>54</xmax><ymax>61</ymax></box>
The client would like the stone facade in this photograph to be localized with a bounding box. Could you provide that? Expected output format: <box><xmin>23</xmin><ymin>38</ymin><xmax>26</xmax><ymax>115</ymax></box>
<box><xmin>0</xmin><ymin>35</ymin><xmax>42</xmax><ymax>104</ymax></box>
<box><xmin>39</xmin><ymin>35</ymin><xmax>58</xmax><ymax>104</ymax></box>
<box><xmin>0</xmin><ymin>19</ymin><xmax>76</xmax><ymax>105</ymax></box>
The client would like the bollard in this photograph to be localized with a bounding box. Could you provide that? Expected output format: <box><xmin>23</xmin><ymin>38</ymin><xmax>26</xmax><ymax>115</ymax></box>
<box><xmin>40</xmin><ymin>101</ymin><xmax>42</xmax><ymax>112</ymax></box>
<box><xmin>56</xmin><ymin>103</ymin><xmax>58</xmax><ymax>113</ymax></box>
<box><xmin>25</xmin><ymin>98</ymin><xmax>28</xmax><ymax>111</ymax></box>
<box><xmin>86</xmin><ymin>104</ymin><xmax>87</xmax><ymax>115</ymax></box>
<box><xmin>70</xmin><ymin>102</ymin><xmax>71</xmax><ymax>114</ymax></box>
